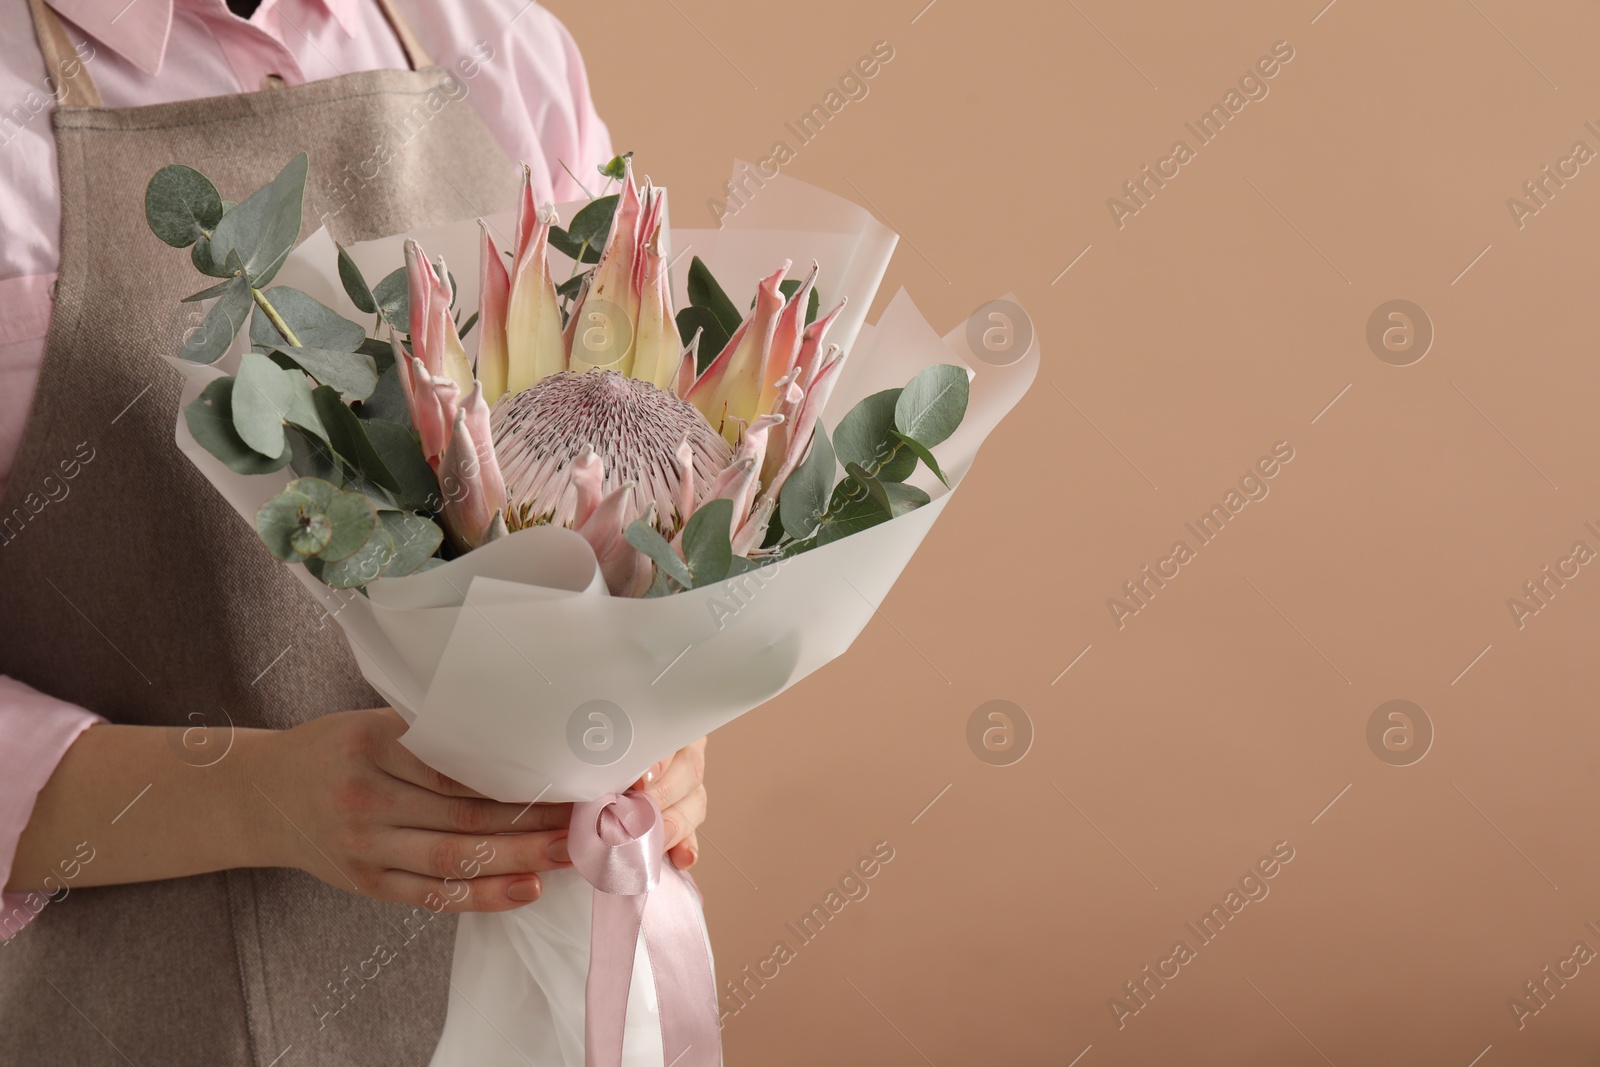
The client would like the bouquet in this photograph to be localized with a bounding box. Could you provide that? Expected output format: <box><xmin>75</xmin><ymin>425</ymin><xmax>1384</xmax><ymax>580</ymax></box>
<box><xmin>149</xmin><ymin>151</ymin><xmax>1037</xmax><ymax>1065</ymax></box>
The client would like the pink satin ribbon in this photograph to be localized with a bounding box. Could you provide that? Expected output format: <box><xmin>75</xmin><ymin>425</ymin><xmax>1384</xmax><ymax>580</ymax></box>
<box><xmin>568</xmin><ymin>791</ymin><xmax>721</xmax><ymax>1067</ymax></box>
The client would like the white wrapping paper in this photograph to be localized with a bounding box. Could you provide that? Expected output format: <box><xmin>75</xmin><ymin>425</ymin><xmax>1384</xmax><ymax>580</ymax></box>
<box><xmin>165</xmin><ymin>170</ymin><xmax>1037</xmax><ymax>1065</ymax></box>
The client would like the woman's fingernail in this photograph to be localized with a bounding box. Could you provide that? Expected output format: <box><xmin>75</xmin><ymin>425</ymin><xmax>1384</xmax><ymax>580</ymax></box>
<box><xmin>643</xmin><ymin>765</ymin><xmax>657</xmax><ymax>784</ymax></box>
<box><xmin>547</xmin><ymin>837</ymin><xmax>570</xmax><ymax>864</ymax></box>
<box><xmin>507</xmin><ymin>877</ymin><xmax>541</xmax><ymax>902</ymax></box>
<box><xmin>685</xmin><ymin>848</ymin><xmax>698</xmax><ymax>868</ymax></box>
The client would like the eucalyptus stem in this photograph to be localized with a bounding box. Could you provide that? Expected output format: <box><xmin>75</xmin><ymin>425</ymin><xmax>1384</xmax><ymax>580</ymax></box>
<box><xmin>252</xmin><ymin>287</ymin><xmax>302</xmax><ymax>347</ymax></box>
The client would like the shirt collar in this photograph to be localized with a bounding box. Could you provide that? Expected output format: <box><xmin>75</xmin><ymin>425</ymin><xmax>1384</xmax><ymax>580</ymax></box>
<box><xmin>48</xmin><ymin>0</ymin><xmax>363</xmax><ymax>77</ymax></box>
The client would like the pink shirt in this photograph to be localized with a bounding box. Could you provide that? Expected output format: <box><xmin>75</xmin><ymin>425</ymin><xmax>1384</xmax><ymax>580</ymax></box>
<box><xmin>0</xmin><ymin>0</ymin><xmax>611</xmax><ymax>931</ymax></box>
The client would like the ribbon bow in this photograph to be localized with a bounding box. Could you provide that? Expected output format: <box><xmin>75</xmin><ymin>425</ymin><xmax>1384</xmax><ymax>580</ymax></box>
<box><xmin>569</xmin><ymin>790</ymin><xmax>721</xmax><ymax>1067</ymax></box>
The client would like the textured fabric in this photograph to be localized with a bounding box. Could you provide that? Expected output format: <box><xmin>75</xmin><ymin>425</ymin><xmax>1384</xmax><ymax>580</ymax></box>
<box><xmin>0</xmin><ymin>676</ymin><xmax>100</xmax><ymax>937</ymax></box>
<box><xmin>0</xmin><ymin>4</ymin><xmax>524</xmax><ymax>1060</ymax></box>
<box><xmin>0</xmin><ymin>0</ymin><xmax>614</xmax><ymax>494</ymax></box>
<box><xmin>0</xmin><ymin>0</ymin><xmax>611</xmax><ymax>949</ymax></box>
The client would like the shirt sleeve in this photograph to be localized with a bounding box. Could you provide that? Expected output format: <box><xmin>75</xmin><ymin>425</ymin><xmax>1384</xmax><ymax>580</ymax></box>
<box><xmin>0</xmin><ymin>675</ymin><xmax>102</xmax><ymax>939</ymax></box>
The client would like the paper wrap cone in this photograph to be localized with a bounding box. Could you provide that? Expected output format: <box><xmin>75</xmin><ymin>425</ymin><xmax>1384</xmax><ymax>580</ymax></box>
<box><xmin>165</xmin><ymin>169</ymin><xmax>1037</xmax><ymax>1066</ymax></box>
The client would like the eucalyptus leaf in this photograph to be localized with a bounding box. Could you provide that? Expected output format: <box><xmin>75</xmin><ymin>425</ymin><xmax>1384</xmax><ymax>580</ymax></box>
<box><xmin>145</xmin><ymin>165</ymin><xmax>224</xmax><ymax>249</ymax></box>
<box><xmin>372</xmin><ymin>267</ymin><xmax>410</xmax><ymax>327</ymax></box>
<box><xmin>681</xmin><ymin>498</ymin><xmax>734</xmax><ymax>585</ymax></box>
<box><xmin>288</xmin><ymin>477</ymin><xmax>379</xmax><ymax>562</ymax></box>
<box><xmin>354</xmin><ymin>353</ymin><xmax>411</xmax><ymax>426</ymax></box>
<box><xmin>881</xmin><ymin>481</ymin><xmax>931</xmax><ymax>515</ymax></box>
<box><xmin>180</xmin><ymin>279</ymin><xmax>235</xmax><ymax>303</ymax></box>
<box><xmin>379</xmin><ymin>512</ymin><xmax>444</xmax><ymax>576</ymax></box>
<box><xmin>674</xmin><ymin>307</ymin><xmax>729</xmax><ymax>373</ymax></box>
<box><xmin>178</xmin><ymin>275</ymin><xmax>252</xmax><ymax>364</ymax></box>
<box><xmin>688</xmin><ymin>257</ymin><xmax>742</xmax><ymax>335</ymax></box>
<box><xmin>598</xmin><ymin>153</ymin><xmax>631</xmax><ymax>181</ymax></box>
<box><xmin>190</xmin><ymin>235</ymin><xmax>227</xmax><ymax>278</ymax></box>
<box><xmin>832</xmin><ymin>388</ymin><xmax>915</xmax><ymax>481</ymax></box>
<box><xmin>232</xmin><ymin>352</ymin><xmax>293</xmax><ymax>458</ymax></box>
<box><xmin>844</xmin><ymin>461</ymin><xmax>894</xmax><ymax>516</ymax></box>
<box><xmin>779</xmin><ymin>422</ymin><xmax>835</xmax><ymax>540</ymax></box>
<box><xmin>308</xmin><ymin>525</ymin><xmax>394</xmax><ymax>588</ymax></box>
<box><xmin>287</xmin><ymin>424</ymin><xmax>338</xmax><ymax>481</ymax></box>
<box><xmin>255</xmin><ymin>488</ymin><xmax>323</xmax><ymax>562</ymax></box>
<box><xmin>556</xmin><ymin>271</ymin><xmax>591</xmax><ymax>302</ymax></box>
<box><xmin>567</xmin><ymin>194</ymin><xmax>619</xmax><ymax>247</ymax></box>
<box><xmin>264</xmin><ymin>345</ymin><xmax>379</xmax><ymax>402</ymax></box>
<box><xmin>208</xmin><ymin>152</ymin><xmax>307</xmax><ymax>287</ymax></box>
<box><xmin>549</xmin><ymin>226</ymin><xmax>602</xmax><ymax>265</ymax></box>
<box><xmin>364</xmin><ymin>419</ymin><xmax>440</xmax><ymax>511</ymax></box>
<box><xmin>624</xmin><ymin>520</ymin><xmax>693</xmax><ymax>589</ymax></box>
<box><xmin>811</xmin><ymin>493</ymin><xmax>892</xmax><ymax>549</ymax></box>
<box><xmin>891</xmin><ymin>430</ymin><xmax>948</xmax><ymax>486</ymax></box>
<box><xmin>311</xmin><ymin>385</ymin><xmax>399</xmax><ymax>492</ymax></box>
<box><xmin>894</xmin><ymin>364</ymin><xmax>970</xmax><ymax>448</ymax></box>
<box><xmin>250</xmin><ymin>286</ymin><xmax>366</xmax><ymax>351</ymax></box>
<box><xmin>336</xmin><ymin>242</ymin><xmax>378</xmax><ymax>314</ymax></box>
<box><xmin>284</xmin><ymin>369</ymin><xmax>327</xmax><ymax>442</ymax></box>
<box><xmin>184</xmin><ymin>378</ymin><xmax>292</xmax><ymax>475</ymax></box>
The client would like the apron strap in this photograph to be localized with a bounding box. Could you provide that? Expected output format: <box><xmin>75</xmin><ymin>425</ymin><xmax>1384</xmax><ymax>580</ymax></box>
<box><xmin>26</xmin><ymin>0</ymin><xmax>102</xmax><ymax>108</ymax></box>
<box><xmin>373</xmin><ymin>0</ymin><xmax>436</xmax><ymax>72</ymax></box>
<box><xmin>25</xmin><ymin>0</ymin><xmax>435</xmax><ymax>111</ymax></box>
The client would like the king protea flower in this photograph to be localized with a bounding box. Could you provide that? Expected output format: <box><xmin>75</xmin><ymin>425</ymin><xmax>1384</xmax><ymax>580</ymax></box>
<box><xmin>400</xmin><ymin>161</ymin><xmax>849</xmax><ymax>595</ymax></box>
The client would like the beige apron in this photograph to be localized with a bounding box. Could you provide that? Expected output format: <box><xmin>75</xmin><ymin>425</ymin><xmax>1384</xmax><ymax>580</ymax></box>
<box><xmin>0</xmin><ymin>2</ymin><xmax>517</xmax><ymax>1062</ymax></box>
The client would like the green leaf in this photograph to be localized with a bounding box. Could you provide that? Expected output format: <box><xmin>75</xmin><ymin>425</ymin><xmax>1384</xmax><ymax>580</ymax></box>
<box><xmin>178</xmin><ymin>274</ymin><xmax>252</xmax><ymax>364</ymax></box>
<box><xmin>844</xmin><ymin>461</ymin><xmax>894</xmax><ymax>516</ymax></box>
<box><xmin>364</xmin><ymin>419</ymin><xmax>440</xmax><ymax>511</ymax></box>
<box><xmin>336</xmin><ymin>242</ymin><xmax>378</xmax><ymax>314</ymax></box>
<box><xmin>549</xmin><ymin>226</ymin><xmax>603</xmax><ymax>265</ymax></box>
<box><xmin>180</xmin><ymin>279</ymin><xmax>235</xmax><ymax>303</ymax></box>
<box><xmin>250</xmin><ymin>286</ymin><xmax>367</xmax><ymax>351</ymax></box>
<box><xmin>624</xmin><ymin>520</ymin><xmax>693</xmax><ymax>589</ymax></box>
<box><xmin>556</xmin><ymin>270</ymin><xmax>591</xmax><ymax>301</ymax></box>
<box><xmin>185</xmin><ymin>378</ymin><xmax>292</xmax><ymax>475</ymax></box>
<box><xmin>307</xmin><ymin>525</ymin><xmax>395</xmax><ymax>588</ymax></box>
<box><xmin>286</xmin><ymin>424</ymin><xmax>338</xmax><ymax>482</ymax></box>
<box><xmin>598</xmin><ymin>152</ymin><xmax>632</xmax><ymax>181</ymax></box>
<box><xmin>379</xmin><ymin>512</ymin><xmax>444</xmax><ymax>576</ymax></box>
<box><xmin>264</xmin><ymin>346</ymin><xmax>378</xmax><ymax>402</ymax></box>
<box><xmin>372</xmin><ymin>267</ymin><xmax>410</xmax><ymax>328</ymax></box>
<box><xmin>208</xmin><ymin>152</ymin><xmax>307</xmax><ymax>287</ymax></box>
<box><xmin>681</xmin><ymin>499</ymin><xmax>734</xmax><ymax>586</ymax></box>
<box><xmin>311</xmin><ymin>385</ymin><xmax>399</xmax><ymax>492</ymax></box>
<box><xmin>289</xmin><ymin>477</ymin><xmax>379</xmax><ymax>562</ymax></box>
<box><xmin>457</xmin><ymin>310</ymin><xmax>479</xmax><ymax>340</ymax></box>
<box><xmin>567</xmin><ymin>194</ymin><xmax>619</xmax><ymax>248</ymax></box>
<box><xmin>284</xmin><ymin>369</ymin><xmax>327</xmax><ymax>442</ymax></box>
<box><xmin>773</xmin><ymin>279</ymin><xmax>822</xmax><ymax>326</ymax></box>
<box><xmin>674</xmin><ymin>307</ymin><xmax>730</xmax><ymax>374</ymax></box>
<box><xmin>145</xmin><ymin>165</ymin><xmax>224</xmax><ymax>249</ymax></box>
<box><xmin>232</xmin><ymin>352</ymin><xmax>293</xmax><ymax>458</ymax></box>
<box><xmin>353</xmin><ymin>347</ymin><xmax>410</xmax><ymax>426</ymax></box>
<box><xmin>256</xmin><ymin>488</ymin><xmax>323</xmax><ymax>562</ymax></box>
<box><xmin>813</xmin><ymin>493</ymin><xmax>892</xmax><ymax>549</ymax></box>
<box><xmin>190</xmin><ymin>235</ymin><xmax>228</xmax><ymax>278</ymax></box>
<box><xmin>833</xmin><ymin>388</ymin><xmax>915</xmax><ymax>481</ymax></box>
<box><xmin>881</xmin><ymin>481</ymin><xmax>931</xmax><ymax>515</ymax></box>
<box><xmin>894</xmin><ymin>364</ymin><xmax>970</xmax><ymax>449</ymax></box>
<box><xmin>688</xmin><ymin>257</ymin><xmax>743</xmax><ymax>335</ymax></box>
<box><xmin>891</xmin><ymin>430</ymin><xmax>948</xmax><ymax>486</ymax></box>
<box><xmin>779</xmin><ymin>421</ymin><xmax>836</xmax><ymax>540</ymax></box>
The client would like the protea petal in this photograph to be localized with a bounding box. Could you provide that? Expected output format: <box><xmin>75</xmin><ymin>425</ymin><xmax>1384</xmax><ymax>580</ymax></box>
<box><xmin>404</xmin><ymin>239</ymin><xmax>433</xmax><ymax>362</ymax></box>
<box><xmin>561</xmin><ymin>272</ymin><xmax>590</xmax><ymax>360</ymax></box>
<box><xmin>686</xmin><ymin>261</ymin><xmax>789</xmax><ymax>441</ymax></box>
<box><xmin>462</xmin><ymin>382</ymin><xmax>506</xmax><ymax>515</ymax></box>
<box><xmin>675</xmin><ymin>329</ymin><xmax>701</xmax><ymax>398</ymax></box>
<box><xmin>506</xmin><ymin>204</ymin><xmax>566</xmax><ymax>393</ymax></box>
<box><xmin>578</xmin><ymin>160</ymin><xmax>642</xmax><ymax>374</ymax></box>
<box><xmin>576</xmin><ymin>480</ymin><xmax>652</xmax><ymax>595</ymax></box>
<box><xmin>477</xmin><ymin>221</ymin><xmax>511</xmax><ymax>405</ymax></box>
<box><xmin>760</xmin><ymin>375</ymin><xmax>805</xmax><ymax>486</ymax></box>
<box><xmin>731</xmin><ymin>412</ymin><xmax>783</xmax><ymax>522</ymax></box>
<box><xmin>795</xmin><ymin>296</ymin><xmax>847</xmax><ymax>392</ymax></box>
<box><xmin>758</xmin><ymin>261</ymin><xmax>816</xmax><ymax>416</ymax></box>
<box><xmin>440</xmin><ymin>408</ymin><xmax>495</xmax><ymax>551</ymax></box>
<box><xmin>409</xmin><ymin>356</ymin><xmax>460</xmax><ymax>467</ymax></box>
<box><xmin>758</xmin><ymin>346</ymin><xmax>844</xmax><ymax>510</ymax></box>
<box><xmin>731</xmin><ymin>497</ymin><xmax>774</xmax><ymax>556</ymax></box>
<box><xmin>629</xmin><ymin>218</ymin><xmax>679</xmax><ymax>390</ymax></box>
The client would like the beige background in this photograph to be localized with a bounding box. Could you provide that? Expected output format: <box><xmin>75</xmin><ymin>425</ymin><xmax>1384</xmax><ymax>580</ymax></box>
<box><xmin>556</xmin><ymin>1</ymin><xmax>1600</xmax><ymax>1063</ymax></box>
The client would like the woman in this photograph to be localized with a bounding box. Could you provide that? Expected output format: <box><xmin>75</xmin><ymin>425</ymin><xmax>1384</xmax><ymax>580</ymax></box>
<box><xmin>0</xmin><ymin>1</ymin><xmax>708</xmax><ymax>1063</ymax></box>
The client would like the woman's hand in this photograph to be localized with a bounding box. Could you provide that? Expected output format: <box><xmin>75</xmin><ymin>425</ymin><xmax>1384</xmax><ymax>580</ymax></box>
<box><xmin>631</xmin><ymin>736</ymin><xmax>708</xmax><ymax>870</ymax></box>
<box><xmin>244</xmin><ymin>708</ymin><xmax>574</xmax><ymax>913</ymax></box>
